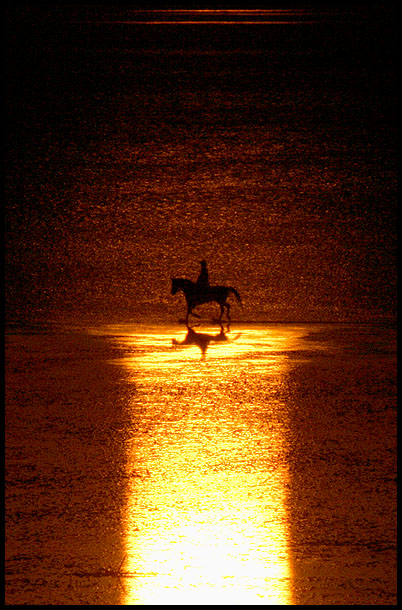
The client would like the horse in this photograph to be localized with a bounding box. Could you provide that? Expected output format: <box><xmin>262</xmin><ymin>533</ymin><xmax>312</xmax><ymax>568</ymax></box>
<box><xmin>171</xmin><ymin>278</ymin><xmax>242</xmax><ymax>325</ymax></box>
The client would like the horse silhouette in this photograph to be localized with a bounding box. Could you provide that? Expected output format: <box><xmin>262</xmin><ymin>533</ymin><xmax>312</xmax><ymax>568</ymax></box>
<box><xmin>171</xmin><ymin>278</ymin><xmax>242</xmax><ymax>325</ymax></box>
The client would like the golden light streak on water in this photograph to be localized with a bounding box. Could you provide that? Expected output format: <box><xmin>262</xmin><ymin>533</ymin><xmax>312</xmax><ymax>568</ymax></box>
<box><xmin>92</xmin><ymin>324</ymin><xmax>310</xmax><ymax>604</ymax></box>
<box><xmin>94</xmin><ymin>8</ymin><xmax>319</xmax><ymax>26</ymax></box>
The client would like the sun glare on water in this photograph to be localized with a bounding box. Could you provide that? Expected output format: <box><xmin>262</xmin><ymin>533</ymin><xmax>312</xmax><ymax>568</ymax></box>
<box><xmin>93</xmin><ymin>325</ymin><xmax>300</xmax><ymax>604</ymax></box>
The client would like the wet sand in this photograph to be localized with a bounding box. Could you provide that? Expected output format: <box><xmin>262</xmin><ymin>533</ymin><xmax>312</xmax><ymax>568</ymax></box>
<box><xmin>5</xmin><ymin>323</ymin><xmax>397</xmax><ymax>604</ymax></box>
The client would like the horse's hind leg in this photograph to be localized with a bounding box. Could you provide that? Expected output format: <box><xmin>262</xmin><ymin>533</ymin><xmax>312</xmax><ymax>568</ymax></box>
<box><xmin>225</xmin><ymin>302</ymin><xmax>231</xmax><ymax>321</ymax></box>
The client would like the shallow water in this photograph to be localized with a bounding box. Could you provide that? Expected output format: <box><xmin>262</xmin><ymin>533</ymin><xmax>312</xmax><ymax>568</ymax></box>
<box><xmin>5</xmin><ymin>322</ymin><xmax>396</xmax><ymax>604</ymax></box>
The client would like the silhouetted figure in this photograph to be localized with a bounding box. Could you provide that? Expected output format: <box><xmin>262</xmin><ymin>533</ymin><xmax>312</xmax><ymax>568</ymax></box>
<box><xmin>171</xmin><ymin>277</ymin><xmax>242</xmax><ymax>325</ymax></box>
<box><xmin>196</xmin><ymin>260</ymin><xmax>209</xmax><ymax>288</ymax></box>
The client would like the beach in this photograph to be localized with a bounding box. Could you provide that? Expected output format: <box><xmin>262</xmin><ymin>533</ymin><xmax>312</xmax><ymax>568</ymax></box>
<box><xmin>5</xmin><ymin>322</ymin><xmax>397</xmax><ymax>604</ymax></box>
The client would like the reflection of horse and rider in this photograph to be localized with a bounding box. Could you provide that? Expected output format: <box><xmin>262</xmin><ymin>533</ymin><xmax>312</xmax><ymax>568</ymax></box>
<box><xmin>171</xmin><ymin>260</ymin><xmax>242</xmax><ymax>325</ymax></box>
<box><xmin>172</xmin><ymin>322</ymin><xmax>241</xmax><ymax>358</ymax></box>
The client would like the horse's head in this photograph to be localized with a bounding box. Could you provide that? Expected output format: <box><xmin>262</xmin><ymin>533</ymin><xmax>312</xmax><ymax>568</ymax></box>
<box><xmin>171</xmin><ymin>277</ymin><xmax>193</xmax><ymax>295</ymax></box>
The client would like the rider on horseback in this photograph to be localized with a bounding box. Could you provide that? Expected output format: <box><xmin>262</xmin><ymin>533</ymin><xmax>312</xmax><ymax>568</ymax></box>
<box><xmin>196</xmin><ymin>260</ymin><xmax>209</xmax><ymax>288</ymax></box>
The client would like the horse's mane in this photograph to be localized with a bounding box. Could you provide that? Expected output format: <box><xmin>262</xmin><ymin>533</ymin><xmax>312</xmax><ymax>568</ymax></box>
<box><xmin>173</xmin><ymin>277</ymin><xmax>194</xmax><ymax>286</ymax></box>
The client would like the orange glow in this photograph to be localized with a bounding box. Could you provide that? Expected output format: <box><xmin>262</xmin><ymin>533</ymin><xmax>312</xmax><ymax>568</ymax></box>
<box><xmin>89</xmin><ymin>324</ymin><xmax>303</xmax><ymax>604</ymax></box>
<box><xmin>95</xmin><ymin>9</ymin><xmax>319</xmax><ymax>25</ymax></box>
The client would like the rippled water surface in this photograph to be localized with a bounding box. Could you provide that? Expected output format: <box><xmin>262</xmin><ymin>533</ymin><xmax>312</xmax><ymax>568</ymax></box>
<box><xmin>5</xmin><ymin>322</ymin><xmax>396</xmax><ymax>604</ymax></box>
<box><xmin>6</xmin><ymin>6</ymin><xmax>397</xmax><ymax>604</ymax></box>
<box><xmin>6</xmin><ymin>6</ymin><xmax>396</xmax><ymax>324</ymax></box>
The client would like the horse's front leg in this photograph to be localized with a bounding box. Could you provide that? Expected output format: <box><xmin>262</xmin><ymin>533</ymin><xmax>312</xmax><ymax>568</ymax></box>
<box><xmin>218</xmin><ymin>303</ymin><xmax>224</xmax><ymax>321</ymax></box>
<box><xmin>225</xmin><ymin>302</ymin><xmax>231</xmax><ymax>321</ymax></box>
<box><xmin>187</xmin><ymin>302</ymin><xmax>200</xmax><ymax>325</ymax></box>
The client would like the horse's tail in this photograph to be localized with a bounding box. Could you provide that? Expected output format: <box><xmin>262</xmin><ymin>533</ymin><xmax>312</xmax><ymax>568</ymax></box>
<box><xmin>228</xmin><ymin>287</ymin><xmax>242</xmax><ymax>305</ymax></box>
